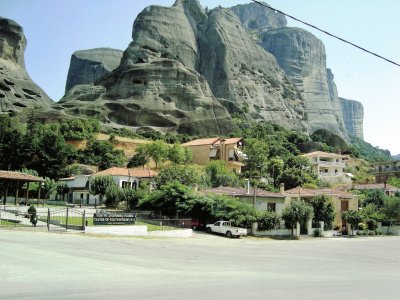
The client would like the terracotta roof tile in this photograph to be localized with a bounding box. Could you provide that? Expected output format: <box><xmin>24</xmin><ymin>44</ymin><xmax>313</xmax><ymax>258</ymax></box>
<box><xmin>353</xmin><ymin>183</ymin><xmax>399</xmax><ymax>191</ymax></box>
<box><xmin>213</xmin><ymin>138</ymin><xmax>242</xmax><ymax>146</ymax></box>
<box><xmin>202</xmin><ymin>186</ymin><xmax>285</xmax><ymax>198</ymax></box>
<box><xmin>301</xmin><ymin>151</ymin><xmax>346</xmax><ymax>158</ymax></box>
<box><xmin>93</xmin><ymin>167</ymin><xmax>157</xmax><ymax>178</ymax></box>
<box><xmin>0</xmin><ymin>171</ymin><xmax>44</xmax><ymax>182</ymax></box>
<box><xmin>181</xmin><ymin>137</ymin><xmax>220</xmax><ymax>146</ymax></box>
<box><xmin>285</xmin><ymin>186</ymin><xmax>356</xmax><ymax>198</ymax></box>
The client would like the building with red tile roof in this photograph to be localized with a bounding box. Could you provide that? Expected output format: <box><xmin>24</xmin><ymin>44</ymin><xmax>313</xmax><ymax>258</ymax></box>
<box><xmin>58</xmin><ymin>167</ymin><xmax>157</xmax><ymax>206</ymax></box>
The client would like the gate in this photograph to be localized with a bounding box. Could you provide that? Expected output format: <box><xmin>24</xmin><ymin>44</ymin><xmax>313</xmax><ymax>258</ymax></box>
<box><xmin>47</xmin><ymin>208</ymin><xmax>86</xmax><ymax>231</ymax></box>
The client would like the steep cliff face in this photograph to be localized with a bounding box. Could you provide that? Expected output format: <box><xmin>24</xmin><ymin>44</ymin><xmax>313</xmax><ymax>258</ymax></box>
<box><xmin>339</xmin><ymin>97</ymin><xmax>364</xmax><ymax>139</ymax></box>
<box><xmin>258</xmin><ymin>27</ymin><xmax>349</xmax><ymax>141</ymax></box>
<box><xmin>65</xmin><ymin>48</ymin><xmax>123</xmax><ymax>92</ymax></box>
<box><xmin>198</xmin><ymin>7</ymin><xmax>305</xmax><ymax>130</ymax></box>
<box><xmin>0</xmin><ymin>17</ymin><xmax>52</xmax><ymax>112</ymax></box>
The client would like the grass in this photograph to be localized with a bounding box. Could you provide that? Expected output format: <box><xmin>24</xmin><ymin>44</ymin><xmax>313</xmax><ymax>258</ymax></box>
<box><xmin>0</xmin><ymin>219</ymin><xmax>23</xmax><ymax>226</ymax></box>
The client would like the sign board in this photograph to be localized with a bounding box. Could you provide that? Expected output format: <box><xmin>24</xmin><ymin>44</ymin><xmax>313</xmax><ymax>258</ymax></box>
<box><xmin>93</xmin><ymin>212</ymin><xmax>136</xmax><ymax>225</ymax></box>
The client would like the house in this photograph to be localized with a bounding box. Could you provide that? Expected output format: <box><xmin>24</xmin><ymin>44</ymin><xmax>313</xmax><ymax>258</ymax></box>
<box><xmin>182</xmin><ymin>137</ymin><xmax>246</xmax><ymax>173</ymax></box>
<box><xmin>58</xmin><ymin>167</ymin><xmax>157</xmax><ymax>205</ymax></box>
<box><xmin>371</xmin><ymin>160</ymin><xmax>400</xmax><ymax>183</ymax></box>
<box><xmin>353</xmin><ymin>182</ymin><xmax>400</xmax><ymax>197</ymax></box>
<box><xmin>301</xmin><ymin>151</ymin><xmax>352</xmax><ymax>184</ymax></box>
<box><xmin>202</xmin><ymin>185</ymin><xmax>290</xmax><ymax>214</ymax></box>
<box><xmin>285</xmin><ymin>187</ymin><xmax>359</xmax><ymax>230</ymax></box>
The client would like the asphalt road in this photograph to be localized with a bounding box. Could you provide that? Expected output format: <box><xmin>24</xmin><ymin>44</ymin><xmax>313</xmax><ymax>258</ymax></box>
<box><xmin>0</xmin><ymin>230</ymin><xmax>399</xmax><ymax>300</ymax></box>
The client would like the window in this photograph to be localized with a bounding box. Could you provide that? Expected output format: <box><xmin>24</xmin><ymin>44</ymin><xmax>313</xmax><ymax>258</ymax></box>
<box><xmin>267</xmin><ymin>203</ymin><xmax>276</xmax><ymax>212</ymax></box>
<box><xmin>121</xmin><ymin>181</ymin><xmax>131</xmax><ymax>188</ymax></box>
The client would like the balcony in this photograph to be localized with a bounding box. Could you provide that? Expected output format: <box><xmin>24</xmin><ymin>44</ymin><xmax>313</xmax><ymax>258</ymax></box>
<box><xmin>313</xmin><ymin>160</ymin><xmax>346</xmax><ymax>168</ymax></box>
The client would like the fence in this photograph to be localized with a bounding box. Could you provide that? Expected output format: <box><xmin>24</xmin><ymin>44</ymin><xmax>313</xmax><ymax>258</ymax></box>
<box><xmin>0</xmin><ymin>206</ymin><xmax>85</xmax><ymax>231</ymax></box>
<box><xmin>135</xmin><ymin>213</ymin><xmax>192</xmax><ymax>231</ymax></box>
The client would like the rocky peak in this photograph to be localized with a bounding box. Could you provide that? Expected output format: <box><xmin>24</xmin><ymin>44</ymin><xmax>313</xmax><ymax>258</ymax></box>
<box><xmin>0</xmin><ymin>17</ymin><xmax>26</xmax><ymax>67</ymax></box>
<box><xmin>230</xmin><ymin>2</ymin><xmax>287</xmax><ymax>30</ymax></box>
<box><xmin>339</xmin><ymin>97</ymin><xmax>364</xmax><ymax>140</ymax></box>
<box><xmin>0</xmin><ymin>17</ymin><xmax>52</xmax><ymax>113</ymax></box>
<box><xmin>65</xmin><ymin>47</ymin><xmax>123</xmax><ymax>92</ymax></box>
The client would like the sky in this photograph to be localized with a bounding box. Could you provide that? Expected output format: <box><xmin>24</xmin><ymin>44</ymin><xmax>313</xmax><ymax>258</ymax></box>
<box><xmin>1</xmin><ymin>0</ymin><xmax>399</xmax><ymax>155</ymax></box>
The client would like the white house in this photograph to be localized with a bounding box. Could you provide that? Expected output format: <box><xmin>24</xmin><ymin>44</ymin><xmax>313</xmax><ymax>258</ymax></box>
<box><xmin>58</xmin><ymin>167</ymin><xmax>157</xmax><ymax>206</ymax></box>
<box><xmin>301</xmin><ymin>151</ymin><xmax>352</xmax><ymax>184</ymax></box>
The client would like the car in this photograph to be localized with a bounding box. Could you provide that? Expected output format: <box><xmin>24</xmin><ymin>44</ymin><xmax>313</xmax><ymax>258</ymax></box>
<box><xmin>206</xmin><ymin>221</ymin><xmax>247</xmax><ymax>238</ymax></box>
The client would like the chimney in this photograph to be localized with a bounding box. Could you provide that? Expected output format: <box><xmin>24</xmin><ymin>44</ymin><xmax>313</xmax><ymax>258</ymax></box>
<box><xmin>280</xmin><ymin>183</ymin><xmax>285</xmax><ymax>195</ymax></box>
<box><xmin>246</xmin><ymin>179</ymin><xmax>250</xmax><ymax>195</ymax></box>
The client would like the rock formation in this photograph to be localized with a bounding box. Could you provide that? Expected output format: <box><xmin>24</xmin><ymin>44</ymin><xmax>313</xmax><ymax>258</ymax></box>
<box><xmin>57</xmin><ymin>0</ymin><xmax>306</xmax><ymax>135</ymax></box>
<box><xmin>0</xmin><ymin>17</ymin><xmax>52</xmax><ymax>113</ymax></box>
<box><xmin>231</xmin><ymin>2</ymin><xmax>365</xmax><ymax>143</ymax></box>
<box><xmin>230</xmin><ymin>2</ymin><xmax>286</xmax><ymax>30</ymax></box>
<box><xmin>339</xmin><ymin>97</ymin><xmax>364</xmax><ymax>139</ymax></box>
<box><xmin>258</xmin><ymin>27</ymin><xmax>349</xmax><ymax>141</ymax></box>
<box><xmin>198</xmin><ymin>7</ymin><xmax>306</xmax><ymax>130</ymax></box>
<box><xmin>65</xmin><ymin>48</ymin><xmax>123</xmax><ymax>92</ymax></box>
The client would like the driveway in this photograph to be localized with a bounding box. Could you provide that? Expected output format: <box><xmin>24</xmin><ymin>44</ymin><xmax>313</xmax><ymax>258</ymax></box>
<box><xmin>0</xmin><ymin>230</ymin><xmax>399</xmax><ymax>299</ymax></box>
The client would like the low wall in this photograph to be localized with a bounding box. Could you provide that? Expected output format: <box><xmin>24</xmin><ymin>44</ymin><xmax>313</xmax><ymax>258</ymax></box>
<box><xmin>378</xmin><ymin>226</ymin><xmax>400</xmax><ymax>235</ymax></box>
<box><xmin>254</xmin><ymin>229</ymin><xmax>292</xmax><ymax>236</ymax></box>
<box><xmin>85</xmin><ymin>225</ymin><xmax>148</xmax><ymax>236</ymax></box>
<box><xmin>85</xmin><ymin>225</ymin><xmax>193</xmax><ymax>238</ymax></box>
<box><xmin>148</xmin><ymin>229</ymin><xmax>193</xmax><ymax>238</ymax></box>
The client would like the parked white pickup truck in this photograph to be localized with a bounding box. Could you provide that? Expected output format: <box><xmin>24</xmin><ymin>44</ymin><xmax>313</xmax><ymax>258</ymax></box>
<box><xmin>206</xmin><ymin>221</ymin><xmax>247</xmax><ymax>238</ymax></box>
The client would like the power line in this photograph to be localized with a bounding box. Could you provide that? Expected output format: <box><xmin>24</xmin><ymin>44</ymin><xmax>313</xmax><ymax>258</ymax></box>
<box><xmin>251</xmin><ymin>0</ymin><xmax>400</xmax><ymax>68</ymax></box>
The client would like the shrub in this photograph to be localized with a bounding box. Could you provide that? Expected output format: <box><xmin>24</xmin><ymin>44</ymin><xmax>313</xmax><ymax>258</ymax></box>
<box><xmin>313</xmin><ymin>228</ymin><xmax>321</xmax><ymax>237</ymax></box>
<box><xmin>257</xmin><ymin>211</ymin><xmax>280</xmax><ymax>231</ymax></box>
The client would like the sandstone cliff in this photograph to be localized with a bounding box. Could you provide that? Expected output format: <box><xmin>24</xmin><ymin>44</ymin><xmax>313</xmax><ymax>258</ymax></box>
<box><xmin>258</xmin><ymin>27</ymin><xmax>349</xmax><ymax>141</ymax></box>
<box><xmin>0</xmin><ymin>17</ymin><xmax>52</xmax><ymax>113</ymax></box>
<box><xmin>57</xmin><ymin>0</ymin><xmax>306</xmax><ymax>135</ymax></box>
<box><xmin>339</xmin><ymin>97</ymin><xmax>364</xmax><ymax>139</ymax></box>
<box><xmin>230</xmin><ymin>2</ymin><xmax>365</xmax><ymax>143</ymax></box>
<box><xmin>65</xmin><ymin>48</ymin><xmax>123</xmax><ymax>92</ymax></box>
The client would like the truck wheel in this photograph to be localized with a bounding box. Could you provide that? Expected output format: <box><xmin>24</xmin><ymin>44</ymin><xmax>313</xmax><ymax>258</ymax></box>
<box><xmin>192</xmin><ymin>225</ymin><xmax>197</xmax><ymax>231</ymax></box>
<box><xmin>226</xmin><ymin>231</ymin><xmax>232</xmax><ymax>238</ymax></box>
<box><xmin>206</xmin><ymin>227</ymin><xmax>212</xmax><ymax>233</ymax></box>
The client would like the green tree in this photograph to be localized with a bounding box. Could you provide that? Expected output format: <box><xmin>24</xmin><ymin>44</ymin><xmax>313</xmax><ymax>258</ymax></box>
<box><xmin>281</xmin><ymin>200</ymin><xmax>314</xmax><ymax>235</ymax></box>
<box><xmin>342</xmin><ymin>210</ymin><xmax>364</xmax><ymax>235</ymax></box>
<box><xmin>154</xmin><ymin>165</ymin><xmax>199</xmax><ymax>189</ymax></box>
<box><xmin>119</xmin><ymin>188</ymin><xmax>138</xmax><ymax>210</ymax></box>
<box><xmin>168</xmin><ymin>144</ymin><xmax>187</xmax><ymax>164</ymax></box>
<box><xmin>82</xmin><ymin>140</ymin><xmax>126</xmax><ymax>170</ymax></box>
<box><xmin>205</xmin><ymin>160</ymin><xmax>237</xmax><ymax>188</ymax></box>
<box><xmin>90</xmin><ymin>175</ymin><xmax>116</xmax><ymax>205</ymax></box>
<box><xmin>360</xmin><ymin>203</ymin><xmax>383</xmax><ymax>230</ymax></box>
<box><xmin>278</xmin><ymin>156</ymin><xmax>315</xmax><ymax>190</ymax></box>
<box><xmin>56</xmin><ymin>182</ymin><xmax>69</xmax><ymax>201</ymax></box>
<box><xmin>43</xmin><ymin>177</ymin><xmax>58</xmax><ymax>200</ymax></box>
<box><xmin>381</xmin><ymin>196</ymin><xmax>400</xmax><ymax>233</ymax></box>
<box><xmin>147</xmin><ymin>140</ymin><xmax>170</xmax><ymax>169</ymax></box>
<box><xmin>388</xmin><ymin>177</ymin><xmax>400</xmax><ymax>188</ymax></box>
<box><xmin>0</xmin><ymin>115</ymin><xmax>23</xmax><ymax>170</ymax></box>
<box><xmin>104</xmin><ymin>185</ymin><xmax>121</xmax><ymax>208</ymax></box>
<box><xmin>244</xmin><ymin>138</ymin><xmax>269</xmax><ymax>179</ymax></box>
<box><xmin>308</xmin><ymin>195</ymin><xmax>335</xmax><ymax>229</ymax></box>
<box><xmin>363</xmin><ymin>189</ymin><xmax>386</xmax><ymax>208</ymax></box>
<box><xmin>59</xmin><ymin>118</ymin><xmax>100</xmax><ymax>140</ymax></box>
<box><xmin>128</xmin><ymin>144</ymin><xmax>149</xmax><ymax>168</ymax></box>
<box><xmin>257</xmin><ymin>211</ymin><xmax>280</xmax><ymax>231</ymax></box>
